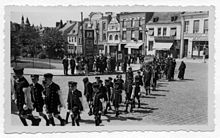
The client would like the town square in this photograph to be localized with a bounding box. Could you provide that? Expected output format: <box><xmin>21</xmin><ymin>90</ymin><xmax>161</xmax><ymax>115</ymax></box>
<box><xmin>9</xmin><ymin>7</ymin><xmax>211</xmax><ymax>128</ymax></box>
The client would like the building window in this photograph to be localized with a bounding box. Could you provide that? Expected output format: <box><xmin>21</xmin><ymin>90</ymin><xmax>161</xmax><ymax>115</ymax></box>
<box><xmin>131</xmin><ymin>30</ymin><xmax>135</xmax><ymax>40</ymax></box>
<box><xmin>148</xmin><ymin>28</ymin><xmax>154</xmax><ymax>36</ymax></box>
<box><xmin>103</xmin><ymin>22</ymin><xmax>106</xmax><ymax>30</ymax></box>
<box><xmin>78</xmin><ymin>38</ymin><xmax>81</xmax><ymax>44</ymax></box>
<box><xmin>131</xmin><ymin>18</ymin><xmax>135</xmax><ymax>27</ymax></box>
<box><xmin>85</xmin><ymin>23</ymin><xmax>88</xmax><ymax>28</ymax></box>
<box><xmin>204</xmin><ymin>19</ymin><xmax>208</xmax><ymax>34</ymax></box>
<box><xmin>122</xmin><ymin>31</ymin><xmax>126</xmax><ymax>40</ymax></box>
<box><xmin>138</xmin><ymin>18</ymin><xmax>141</xmax><ymax>26</ymax></box>
<box><xmin>122</xmin><ymin>19</ymin><xmax>126</xmax><ymax>28</ymax></box>
<box><xmin>157</xmin><ymin>28</ymin><xmax>161</xmax><ymax>36</ymax></box>
<box><xmin>138</xmin><ymin>31</ymin><xmax>143</xmax><ymax>40</ymax></box>
<box><xmin>115</xmin><ymin>35</ymin><xmax>118</xmax><ymax>40</ymax></box>
<box><xmin>184</xmin><ymin>21</ymin><xmax>189</xmax><ymax>33</ymax></box>
<box><xmin>171</xmin><ymin>16</ymin><xmax>178</xmax><ymax>22</ymax></box>
<box><xmin>72</xmin><ymin>37</ymin><xmax>74</xmax><ymax>42</ymax></box>
<box><xmin>103</xmin><ymin>33</ymin><xmax>106</xmax><ymax>41</ymax></box>
<box><xmin>148</xmin><ymin>41</ymin><xmax>153</xmax><ymax>51</ymax></box>
<box><xmin>170</xmin><ymin>27</ymin><xmax>177</xmax><ymax>36</ymax></box>
<box><xmin>109</xmin><ymin>35</ymin><xmax>113</xmax><ymax>40</ymax></box>
<box><xmin>111</xmin><ymin>26</ymin><xmax>114</xmax><ymax>29</ymax></box>
<box><xmin>163</xmin><ymin>28</ymin><xmax>167</xmax><ymax>36</ymax></box>
<box><xmin>75</xmin><ymin>37</ymin><xmax>77</xmax><ymax>42</ymax></box>
<box><xmin>193</xmin><ymin>20</ymin><xmax>200</xmax><ymax>33</ymax></box>
<box><xmin>153</xmin><ymin>17</ymin><xmax>159</xmax><ymax>22</ymax></box>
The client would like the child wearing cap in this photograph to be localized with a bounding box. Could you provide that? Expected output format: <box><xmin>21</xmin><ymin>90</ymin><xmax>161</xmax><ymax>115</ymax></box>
<box><xmin>66</xmin><ymin>81</ymin><xmax>83</xmax><ymax>126</ymax></box>
<box><xmin>30</xmin><ymin>74</ymin><xmax>49</xmax><ymax>126</ymax></box>
<box><xmin>12</xmin><ymin>67</ymin><xmax>41</xmax><ymax>126</ymax></box>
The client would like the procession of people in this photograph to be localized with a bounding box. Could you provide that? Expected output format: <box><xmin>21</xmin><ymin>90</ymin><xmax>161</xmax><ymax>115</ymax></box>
<box><xmin>12</xmin><ymin>55</ymin><xmax>186</xmax><ymax>126</ymax></box>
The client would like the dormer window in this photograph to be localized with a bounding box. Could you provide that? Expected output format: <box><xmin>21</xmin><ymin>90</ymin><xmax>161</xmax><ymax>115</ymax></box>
<box><xmin>153</xmin><ymin>17</ymin><xmax>159</xmax><ymax>22</ymax></box>
<box><xmin>171</xmin><ymin>16</ymin><xmax>178</xmax><ymax>22</ymax></box>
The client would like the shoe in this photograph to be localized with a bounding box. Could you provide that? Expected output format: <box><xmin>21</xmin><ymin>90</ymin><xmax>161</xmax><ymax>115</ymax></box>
<box><xmin>60</xmin><ymin>119</ymin><xmax>66</xmax><ymax>126</ymax></box>
<box><xmin>32</xmin><ymin>118</ymin><xmax>41</xmax><ymax>126</ymax></box>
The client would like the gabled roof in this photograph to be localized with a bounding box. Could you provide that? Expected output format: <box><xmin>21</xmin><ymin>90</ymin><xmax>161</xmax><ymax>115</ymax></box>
<box><xmin>67</xmin><ymin>22</ymin><xmax>80</xmax><ymax>36</ymax></box>
<box><xmin>59</xmin><ymin>21</ymin><xmax>76</xmax><ymax>35</ymax></box>
<box><xmin>147</xmin><ymin>12</ymin><xmax>182</xmax><ymax>24</ymax></box>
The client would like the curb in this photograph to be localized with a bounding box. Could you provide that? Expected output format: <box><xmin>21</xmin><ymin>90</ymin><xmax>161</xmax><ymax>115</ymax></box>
<box><xmin>11</xmin><ymin>69</ymin><xmax>140</xmax><ymax>77</ymax></box>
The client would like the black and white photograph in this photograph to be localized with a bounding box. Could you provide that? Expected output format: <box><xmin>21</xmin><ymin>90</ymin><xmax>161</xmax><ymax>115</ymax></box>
<box><xmin>4</xmin><ymin>5</ymin><xmax>215</xmax><ymax>133</ymax></box>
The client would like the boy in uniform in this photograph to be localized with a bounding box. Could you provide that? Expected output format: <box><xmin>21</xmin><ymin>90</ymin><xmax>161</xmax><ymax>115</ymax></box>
<box><xmin>30</xmin><ymin>74</ymin><xmax>49</xmax><ymax>126</ymax></box>
<box><xmin>66</xmin><ymin>81</ymin><xmax>83</xmax><ymax>126</ymax></box>
<box><xmin>92</xmin><ymin>83</ymin><xmax>105</xmax><ymax>126</ymax></box>
<box><xmin>12</xmin><ymin>67</ymin><xmax>41</xmax><ymax>126</ymax></box>
<box><xmin>43</xmin><ymin>73</ymin><xmax>66</xmax><ymax>126</ymax></box>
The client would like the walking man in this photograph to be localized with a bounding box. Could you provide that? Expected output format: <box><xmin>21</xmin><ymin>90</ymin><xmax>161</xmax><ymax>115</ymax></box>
<box><xmin>12</xmin><ymin>67</ymin><xmax>41</xmax><ymax>126</ymax></box>
<box><xmin>178</xmin><ymin>61</ymin><xmax>186</xmax><ymax>80</ymax></box>
<box><xmin>30</xmin><ymin>74</ymin><xmax>49</xmax><ymax>126</ymax></box>
<box><xmin>70</xmin><ymin>56</ymin><xmax>76</xmax><ymax>75</ymax></box>
<box><xmin>43</xmin><ymin>73</ymin><xmax>66</xmax><ymax>126</ymax></box>
<box><xmin>112</xmin><ymin>80</ymin><xmax>123</xmax><ymax>117</ymax></box>
<box><xmin>62</xmin><ymin>56</ymin><xmax>69</xmax><ymax>75</ymax></box>
<box><xmin>124</xmin><ymin>67</ymin><xmax>134</xmax><ymax>113</ymax></box>
<box><xmin>83</xmin><ymin>77</ymin><xmax>94</xmax><ymax>116</ymax></box>
<box><xmin>92</xmin><ymin>83</ymin><xmax>105</xmax><ymax>126</ymax></box>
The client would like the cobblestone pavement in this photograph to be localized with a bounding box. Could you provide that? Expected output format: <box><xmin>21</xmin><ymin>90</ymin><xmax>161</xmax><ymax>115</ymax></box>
<box><xmin>11</xmin><ymin>61</ymin><xmax>208</xmax><ymax>126</ymax></box>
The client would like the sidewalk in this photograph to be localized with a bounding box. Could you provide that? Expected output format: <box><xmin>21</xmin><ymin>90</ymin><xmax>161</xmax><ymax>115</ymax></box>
<box><xmin>11</xmin><ymin>64</ymin><xmax>141</xmax><ymax>76</ymax></box>
<box><xmin>175</xmin><ymin>58</ymin><xmax>209</xmax><ymax>63</ymax></box>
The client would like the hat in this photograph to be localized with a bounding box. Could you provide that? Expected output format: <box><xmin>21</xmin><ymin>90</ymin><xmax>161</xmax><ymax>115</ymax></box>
<box><xmin>93</xmin><ymin>83</ymin><xmax>99</xmax><ymax>88</ymax></box>
<box><xmin>98</xmin><ymin>80</ymin><xmax>103</xmax><ymax>83</ymax></box>
<box><xmin>137</xmin><ymin>71</ymin><xmax>141</xmax><ymax>74</ymax></box>
<box><xmin>128</xmin><ymin>67</ymin><xmax>132</xmax><ymax>69</ymax></box>
<box><xmin>83</xmin><ymin>77</ymin><xmax>89</xmax><ymax>82</ymax></box>
<box><xmin>43</xmin><ymin>73</ymin><xmax>53</xmax><ymax>78</ymax></box>
<box><xmin>108</xmin><ymin>77</ymin><xmax>113</xmax><ymax>80</ymax></box>
<box><xmin>30</xmin><ymin>74</ymin><xmax>39</xmax><ymax>79</ymax></box>
<box><xmin>95</xmin><ymin>76</ymin><xmax>100</xmax><ymax>79</ymax></box>
<box><xmin>68</xmin><ymin>81</ymin><xmax>77</xmax><ymax>86</ymax></box>
<box><xmin>13</xmin><ymin>67</ymin><xmax>24</xmax><ymax>75</ymax></box>
<box><xmin>105</xmin><ymin>79</ymin><xmax>110</xmax><ymax>82</ymax></box>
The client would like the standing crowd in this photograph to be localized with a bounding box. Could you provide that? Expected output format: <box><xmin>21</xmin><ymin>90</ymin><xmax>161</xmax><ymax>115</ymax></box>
<box><xmin>62</xmin><ymin>54</ymin><xmax>118</xmax><ymax>75</ymax></box>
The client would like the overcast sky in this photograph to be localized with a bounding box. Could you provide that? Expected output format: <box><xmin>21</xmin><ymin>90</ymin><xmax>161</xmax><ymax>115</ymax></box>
<box><xmin>10</xmin><ymin>6</ymin><xmax>132</xmax><ymax>27</ymax></box>
<box><xmin>9</xmin><ymin>6</ymin><xmax>209</xmax><ymax>27</ymax></box>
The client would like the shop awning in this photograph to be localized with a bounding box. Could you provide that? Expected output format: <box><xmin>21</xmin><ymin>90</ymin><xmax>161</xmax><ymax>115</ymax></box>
<box><xmin>125</xmin><ymin>42</ymin><xmax>143</xmax><ymax>49</ymax></box>
<box><xmin>153</xmin><ymin>42</ymin><xmax>173</xmax><ymax>50</ymax></box>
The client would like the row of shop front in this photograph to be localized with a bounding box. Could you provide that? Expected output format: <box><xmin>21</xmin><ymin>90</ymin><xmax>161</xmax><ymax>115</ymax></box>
<box><xmin>67</xmin><ymin>38</ymin><xmax>208</xmax><ymax>60</ymax></box>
